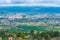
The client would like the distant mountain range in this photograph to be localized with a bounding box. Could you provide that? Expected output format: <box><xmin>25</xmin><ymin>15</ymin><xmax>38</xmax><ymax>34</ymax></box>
<box><xmin>0</xmin><ymin>6</ymin><xmax>60</xmax><ymax>15</ymax></box>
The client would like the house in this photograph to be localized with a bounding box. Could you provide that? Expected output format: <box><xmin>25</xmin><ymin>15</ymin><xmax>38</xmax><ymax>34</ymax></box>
<box><xmin>8</xmin><ymin>37</ymin><xmax>14</xmax><ymax>40</ymax></box>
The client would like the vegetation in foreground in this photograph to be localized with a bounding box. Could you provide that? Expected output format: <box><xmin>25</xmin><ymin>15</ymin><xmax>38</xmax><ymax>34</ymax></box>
<box><xmin>0</xmin><ymin>30</ymin><xmax>60</xmax><ymax>40</ymax></box>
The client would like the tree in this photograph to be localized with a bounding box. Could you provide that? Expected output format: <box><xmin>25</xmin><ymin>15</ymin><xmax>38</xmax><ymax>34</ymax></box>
<box><xmin>44</xmin><ymin>35</ymin><xmax>51</xmax><ymax>40</ymax></box>
<box><xmin>40</xmin><ymin>32</ymin><xmax>47</xmax><ymax>37</ymax></box>
<box><xmin>36</xmin><ymin>32</ymin><xmax>41</xmax><ymax>40</ymax></box>
<box><xmin>16</xmin><ymin>32</ymin><xmax>26</xmax><ymax>39</ymax></box>
<box><xmin>47</xmin><ymin>31</ymin><xmax>60</xmax><ymax>38</ymax></box>
<box><xmin>47</xmin><ymin>31</ymin><xmax>54</xmax><ymax>38</ymax></box>
<box><xmin>0</xmin><ymin>31</ymin><xmax>6</xmax><ymax>38</ymax></box>
<box><xmin>53</xmin><ymin>31</ymin><xmax>60</xmax><ymax>37</ymax></box>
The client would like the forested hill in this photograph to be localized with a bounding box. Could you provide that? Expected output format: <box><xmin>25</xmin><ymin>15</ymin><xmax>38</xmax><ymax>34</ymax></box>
<box><xmin>0</xmin><ymin>6</ymin><xmax>60</xmax><ymax>14</ymax></box>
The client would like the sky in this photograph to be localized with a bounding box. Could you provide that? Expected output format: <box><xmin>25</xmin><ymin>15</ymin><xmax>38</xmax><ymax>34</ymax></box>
<box><xmin>0</xmin><ymin>0</ymin><xmax>60</xmax><ymax>7</ymax></box>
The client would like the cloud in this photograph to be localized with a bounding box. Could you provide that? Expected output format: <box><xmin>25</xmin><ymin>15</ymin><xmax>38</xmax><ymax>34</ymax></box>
<box><xmin>0</xmin><ymin>0</ymin><xmax>60</xmax><ymax>7</ymax></box>
<box><xmin>0</xmin><ymin>0</ymin><xmax>11</xmax><ymax>4</ymax></box>
<box><xmin>11</xmin><ymin>0</ymin><xmax>60</xmax><ymax>4</ymax></box>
